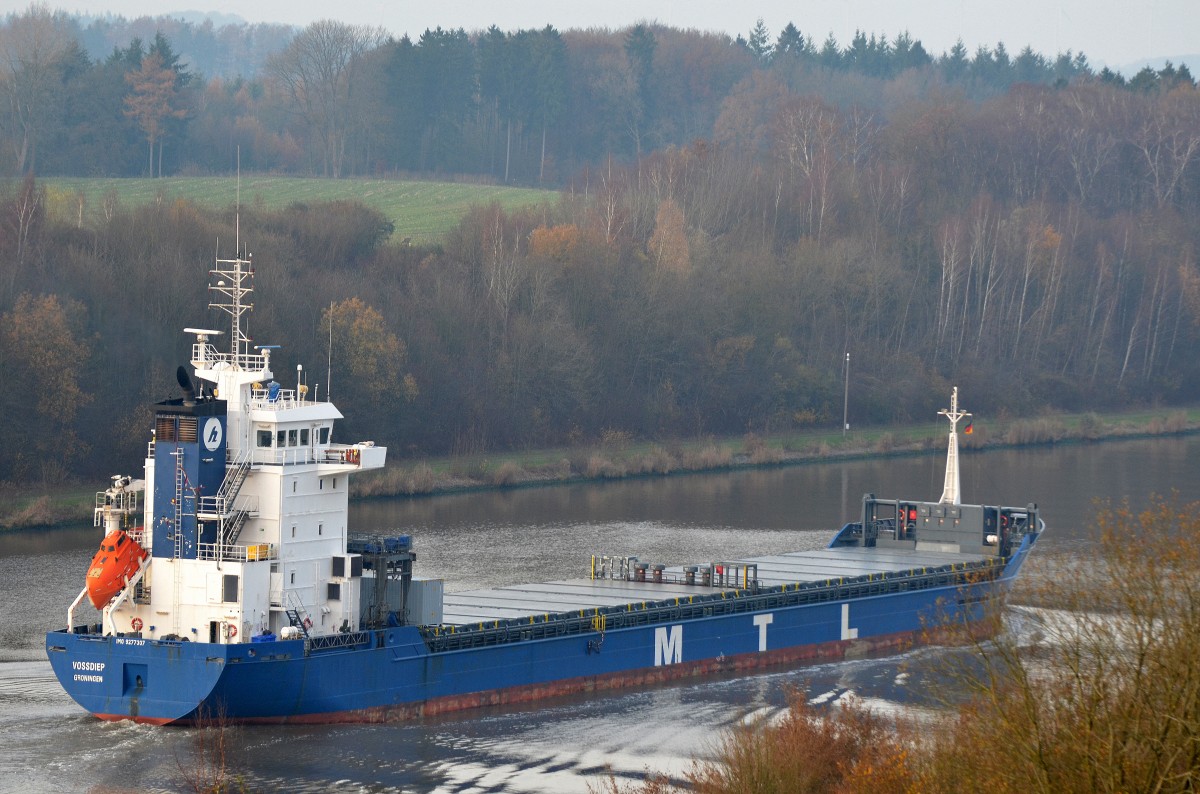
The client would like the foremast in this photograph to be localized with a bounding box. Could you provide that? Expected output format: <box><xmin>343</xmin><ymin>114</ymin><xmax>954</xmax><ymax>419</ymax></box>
<box><xmin>938</xmin><ymin>387</ymin><xmax>972</xmax><ymax>505</ymax></box>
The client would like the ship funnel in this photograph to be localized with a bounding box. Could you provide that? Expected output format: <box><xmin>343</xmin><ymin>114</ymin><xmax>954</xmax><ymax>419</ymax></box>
<box><xmin>177</xmin><ymin>365</ymin><xmax>196</xmax><ymax>405</ymax></box>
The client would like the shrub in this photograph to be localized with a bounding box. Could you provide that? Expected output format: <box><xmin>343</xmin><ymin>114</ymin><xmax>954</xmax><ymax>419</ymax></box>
<box><xmin>489</xmin><ymin>461</ymin><xmax>524</xmax><ymax>486</ymax></box>
<box><xmin>1164</xmin><ymin>411</ymin><xmax>1189</xmax><ymax>433</ymax></box>
<box><xmin>1</xmin><ymin>495</ymin><xmax>50</xmax><ymax>528</ymax></box>
<box><xmin>404</xmin><ymin>463</ymin><xmax>435</xmax><ymax>494</ymax></box>
<box><xmin>681</xmin><ymin>445</ymin><xmax>732</xmax><ymax>470</ymax></box>
<box><xmin>631</xmin><ymin>445</ymin><xmax>676</xmax><ymax>474</ymax></box>
<box><xmin>1076</xmin><ymin>411</ymin><xmax>1104</xmax><ymax>440</ymax></box>
<box><xmin>592</xmin><ymin>690</ymin><xmax>916</xmax><ymax>794</ymax></box>
<box><xmin>585</xmin><ymin>454</ymin><xmax>626</xmax><ymax>478</ymax></box>
<box><xmin>748</xmin><ymin>445</ymin><xmax>783</xmax><ymax>465</ymax></box>
<box><xmin>741</xmin><ymin>433</ymin><xmax>766</xmax><ymax>457</ymax></box>
<box><xmin>1004</xmin><ymin>417</ymin><xmax>1066</xmax><ymax>445</ymax></box>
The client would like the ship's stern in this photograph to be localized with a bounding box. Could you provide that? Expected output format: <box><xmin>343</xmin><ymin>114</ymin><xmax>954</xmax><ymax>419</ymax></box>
<box><xmin>46</xmin><ymin>629</ymin><xmax>226</xmax><ymax>724</ymax></box>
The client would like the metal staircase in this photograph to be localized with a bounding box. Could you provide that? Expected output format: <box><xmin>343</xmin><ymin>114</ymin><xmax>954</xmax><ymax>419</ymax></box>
<box><xmin>285</xmin><ymin>607</ymin><xmax>311</xmax><ymax>638</ymax></box>
<box><xmin>197</xmin><ymin>448</ymin><xmax>257</xmax><ymax>557</ymax></box>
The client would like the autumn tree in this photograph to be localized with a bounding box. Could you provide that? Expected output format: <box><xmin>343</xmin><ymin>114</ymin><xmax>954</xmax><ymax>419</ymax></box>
<box><xmin>322</xmin><ymin>297</ymin><xmax>414</xmax><ymax>439</ymax></box>
<box><xmin>123</xmin><ymin>51</ymin><xmax>187</xmax><ymax>177</ymax></box>
<box><xmin>0</xmin><ymin>293</ymin><xmax>91</xmax><ymax>482</ymax></box>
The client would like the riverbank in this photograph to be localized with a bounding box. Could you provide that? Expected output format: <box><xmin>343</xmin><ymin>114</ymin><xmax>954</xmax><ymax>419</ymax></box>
<box><xmin>4</xmin><ymin>405</ymin><xmax>1197</xmax><ymax>531</ymax></box>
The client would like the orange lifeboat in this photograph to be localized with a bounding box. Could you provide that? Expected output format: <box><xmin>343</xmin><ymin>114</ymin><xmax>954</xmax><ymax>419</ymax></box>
<box><xmin>85</xmin><ymin>529</ymin><xmax>148</xmax><ymax>608</ymax></box>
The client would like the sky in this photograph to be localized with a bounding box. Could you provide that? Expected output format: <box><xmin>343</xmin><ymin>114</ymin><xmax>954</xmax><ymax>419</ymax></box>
<box><xmin>32</xmin><ymin>0</ymin><xmax>1200</xmax><ymax>70</ymax></box>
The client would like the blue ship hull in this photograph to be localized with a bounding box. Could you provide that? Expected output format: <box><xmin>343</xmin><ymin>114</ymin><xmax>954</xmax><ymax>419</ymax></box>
<box><xmin>46</xmin><ymin>534</ymin><xmax>1036</xmax><ymax>725</ymax></box>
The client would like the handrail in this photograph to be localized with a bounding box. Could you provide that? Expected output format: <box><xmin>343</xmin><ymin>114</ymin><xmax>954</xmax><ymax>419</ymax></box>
<box><xmin>197</xmin><ymin>542</ymin><xmax>277</xmax><ymax>562</ymax></box>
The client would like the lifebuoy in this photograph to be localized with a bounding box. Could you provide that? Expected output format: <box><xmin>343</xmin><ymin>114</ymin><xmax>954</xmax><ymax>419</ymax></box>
<box><xmin>228</xmin><ymin>623</ymin><xmax>238</xmax><ymax>638</ymax></box>
<box><xmin>131</xmin><ymin>617</ymin><xmax>143</xmax><ymax>632</ymax></box>
<box><xmin>303</xmin><ymin>617</ymin><xmax>313</xmax><ymax>629</ymax></box>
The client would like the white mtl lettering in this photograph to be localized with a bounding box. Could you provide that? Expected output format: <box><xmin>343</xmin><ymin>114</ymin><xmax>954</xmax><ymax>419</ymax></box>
<box><xmin>841</xmin><ymin>603</ymin><xmax>859</xmax><ymax>640</ymax></box>
<box><xmin>753</xmin><ymin>613</ymin><xmax>773</xmax><ymax>651</ymax></box>
<box><xmin>654</xmin><ymin>625</ymin><xmax>682</xmax><ymax>666</ymax></box>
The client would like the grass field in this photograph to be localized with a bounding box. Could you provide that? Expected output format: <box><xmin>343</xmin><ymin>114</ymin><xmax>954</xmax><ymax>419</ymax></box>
<box><xmin>39</xmin><ymin>176</ymin><xmax>558</xmax><ymax>244</ymax></box>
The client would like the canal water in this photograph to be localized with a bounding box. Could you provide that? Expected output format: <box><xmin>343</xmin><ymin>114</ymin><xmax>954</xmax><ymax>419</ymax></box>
<box><xmin>1</xmin><ymin>436</ymin><xmax>1195</xmax><ymax>793</ymax></box>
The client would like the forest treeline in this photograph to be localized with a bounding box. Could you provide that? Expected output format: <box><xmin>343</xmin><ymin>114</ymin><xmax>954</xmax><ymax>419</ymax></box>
<box><xmin>0</xmin><ymin>9</ymin><xmax>1198</xmax><ymax>484</ymax></box>
<box><xmin>1</xmin><ymin>71</ymin><xmax>1199</xmax><ymax>481</ymax></box>
<box><xmin>0</xmin><ymin>7</ymin><xmax>1194</xmax><ymax>183</ymax></box>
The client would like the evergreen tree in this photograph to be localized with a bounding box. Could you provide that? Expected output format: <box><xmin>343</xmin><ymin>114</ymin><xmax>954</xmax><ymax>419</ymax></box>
<box><xmin>623</xmin><ymin>23</ymin><xmax>657</xmax><ymax>157</ymax></box>
<box><xmin>773</xmin><ymin>23</ymin><xmax>807</xmax><ymax>63</ymax></box>
<box><xmin>1013</xmin><ymin>45</ymin><xmax>1046</xmax><ymax>83</ymax></box>
<box><xmin>892</xmin><ymin>31</ymin><xmax>931</xmax><ymax>72</ymax></box>
<box><xmin>942</xmin><ymin>39</ymin><xmax>969</xmax><ymax>82</ymax></box>
<box><xmin>413</xmin><ymin>27</ymin><xmax>475</xmax><ymax>171</ymax></box>
<box><xmin>1129</xmin><ymin>65</ymin><xmax>1160</xmax><ymax>92</ymax></box>
<box><xmin>382</xmin><ymin>35</ymin><xmax>422</xmax><ymax>170</ymax></box>
<box><xmin>747</xmin><ymin>18</ymin><xmax>771</xmax><ymax>64</ymax></box>
<box><xmin>1098</xmin><ymin>66</ymin><xmax>1127</xmax><ymax>87</ymax></box>
<box><xmin>529</xmin><ymin>25</ymin><xmax>567</xmax><ymax>182</ymax></box>
<box><xmin>818</xmin><ymin>33</ymin><xmax>842</xmax><ymax>70</ymax></box>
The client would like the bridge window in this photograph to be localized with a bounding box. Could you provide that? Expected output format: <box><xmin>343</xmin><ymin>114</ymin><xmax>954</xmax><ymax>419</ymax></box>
<box><xmin>288</xmin><ymin>429</ymin><xmax>298</xmax><ymax>446</ymax></box>
<box><xmin>300</xmin><ymin>428</ymin><xmax>310</xmax><ymax>445</ymax></box>
<box><xmin>257</xmin><ymin>430</ymin><xmax>272</xmax><ymax>447</ymax></box>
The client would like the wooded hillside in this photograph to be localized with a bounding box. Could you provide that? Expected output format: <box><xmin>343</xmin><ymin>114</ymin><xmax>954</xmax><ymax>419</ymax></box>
<box><xmin>0</xmin><ymin>10</ymin><xmax>1197</xmax><ymax>485</ymax></box>
<box><xmin>0</xmin><ymin>9</ymin><xmax>1188</xmax><ymax>182</ymax></box>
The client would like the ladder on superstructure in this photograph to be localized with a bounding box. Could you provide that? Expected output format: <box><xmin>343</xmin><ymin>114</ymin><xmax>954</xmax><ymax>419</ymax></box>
<box><xmin>170</xmin><ymin>447</ymin><xmax>187</xmax><ymax>637</ymax></box>
<box><xmin>172</xmin><ymin>448</ymin><xmax>186</xmax><ymax>559</ymax></box>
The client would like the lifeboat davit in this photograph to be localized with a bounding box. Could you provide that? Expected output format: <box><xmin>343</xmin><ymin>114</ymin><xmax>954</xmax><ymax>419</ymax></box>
<box><xmin>85</xmin><ymin>529</ymin><xmax>148</xmax><ymax>608</ymax></box>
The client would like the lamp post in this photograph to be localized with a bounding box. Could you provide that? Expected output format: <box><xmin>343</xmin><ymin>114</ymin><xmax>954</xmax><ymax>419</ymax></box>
<box><xmin>842</xmin><ymin>351</ymin><xmax>849</xmax><ymax>437</ymax></box>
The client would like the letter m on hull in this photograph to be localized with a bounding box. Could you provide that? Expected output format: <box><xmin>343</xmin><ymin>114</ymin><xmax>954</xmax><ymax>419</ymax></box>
<box><xmin>654</xmin><ymin>625</ymin><xmax>683</xmax><ymax>666</ymax></box>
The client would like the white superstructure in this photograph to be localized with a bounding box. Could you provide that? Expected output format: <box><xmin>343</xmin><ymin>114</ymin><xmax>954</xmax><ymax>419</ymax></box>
<box><xmin>76</xmin><ymin>249</ymin><xmax>386</xmax><ymax>645</ymax></box>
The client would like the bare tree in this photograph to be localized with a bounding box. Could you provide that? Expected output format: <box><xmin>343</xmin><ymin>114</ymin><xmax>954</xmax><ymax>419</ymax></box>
<box><xmin>1131</xmin><ymin>89</ymin><xmax>1200</xmax><ymax>208</ymax></box>
<box><xmin>266</xmin><ymin>20</ymin><xmax>387</xmax><ymax>177</ymax></box>
<box><xmin>0</xmin><ymin>4</ymin><xmax>73</xmax><ymax>173</ymax></box>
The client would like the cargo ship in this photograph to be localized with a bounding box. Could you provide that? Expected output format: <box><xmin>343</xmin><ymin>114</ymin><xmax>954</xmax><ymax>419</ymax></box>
<box><xmin>46</xmin><ymin>245</ymin><xmax>1043</xmax><ymax>725</ymax></box>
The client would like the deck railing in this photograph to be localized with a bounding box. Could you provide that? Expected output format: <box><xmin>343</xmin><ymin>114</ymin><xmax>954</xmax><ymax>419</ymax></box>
<box><xmin>419</xmin><ymin>558</ymin><xmax>1005</xmax><ymax>654</ymax></box>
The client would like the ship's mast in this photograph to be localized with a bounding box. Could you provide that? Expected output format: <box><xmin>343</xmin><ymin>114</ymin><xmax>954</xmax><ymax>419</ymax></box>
<box><xmin>938</xmin><ymin>387</ymin><xmax>972</xmax><ymax>505</ymax></box>
<box><xmin>208</xmin><ymin>250</ymin><xmax>254</xmax><ymax>365</ymax></box>
<box><xmin>208</xmin><ymin>173</ymin><xmax>253</xmax><ymax>365</ymax></box>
